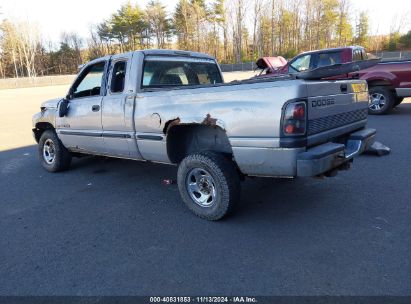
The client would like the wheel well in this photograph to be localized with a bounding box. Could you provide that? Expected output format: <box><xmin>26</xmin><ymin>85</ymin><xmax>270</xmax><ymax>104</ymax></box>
<box><xmin>33</xmin><ymin>122</ymin><xmax>54</xmax><ymax>143</ymax></box>
<box><xmin>166</xmin><ymin>124</ymin><xmax>232</xmax><ymax>163</ymax></box>
<box><xmin>367</xmin><ymin>79</ymin><xmax>393</xmax><ymax>89</ymax></box>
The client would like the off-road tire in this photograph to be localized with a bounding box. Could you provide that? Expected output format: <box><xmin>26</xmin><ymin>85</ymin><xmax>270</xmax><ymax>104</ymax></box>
<box><xmin>177</xmin><ymin>152</ymin><xmax>241</xmax><ymax>221</ymax></box>
<box><xmin>38</xmin><ymin>130</ymin><xmax>72</xmax><ymax>172</ymax></box>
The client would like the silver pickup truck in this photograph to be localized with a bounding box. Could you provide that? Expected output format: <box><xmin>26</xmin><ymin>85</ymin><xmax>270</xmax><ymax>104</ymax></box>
<box><xmin>33</xmin><ymin>49</ymin><xmax>376</xmax><ymax>220</ymax></box>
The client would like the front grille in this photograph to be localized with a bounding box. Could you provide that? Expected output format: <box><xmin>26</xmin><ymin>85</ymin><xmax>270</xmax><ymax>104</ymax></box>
<box><xmin>308</xmin><ymin>108</ymin><xmax>368</xmax><ymax>135</ymax></box>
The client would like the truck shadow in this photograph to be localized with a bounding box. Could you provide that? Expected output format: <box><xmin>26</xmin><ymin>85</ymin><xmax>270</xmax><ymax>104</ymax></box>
<box><xmin>389</xmin><ymin>103</ymin><xmax>411</xmax><ymax>116</ymax></box>
<box><xmin>1</xmin><ymin>144</ymin><xmax>327</xmax><ymax>222</ymax></box>
<box><xmin>76</xmin><ymin>157</ymin><xmax>327</xmax><ymax>221</ymax></box>
<box><xmin>235</xmin><ymin>176</ymin><xmax>327</xmax><ymax>221</ymax></box>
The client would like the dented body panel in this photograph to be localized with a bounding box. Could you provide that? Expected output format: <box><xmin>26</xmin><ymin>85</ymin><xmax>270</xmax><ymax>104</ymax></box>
<box><xmin>133</xmin><ymin>78</ymin><xmax>306</xmax><ymax>164</ymax></box>
<box><xmin>32</xmin><ymin>49</ymin><xmax>373</xmax><ymax>178</ymax></box>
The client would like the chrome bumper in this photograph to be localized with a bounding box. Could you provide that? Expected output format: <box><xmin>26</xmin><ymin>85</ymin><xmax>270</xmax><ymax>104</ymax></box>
<box><xmin>296</xmin><ymin>128</ymin><xmax>376</xmax><ymax>177</ymax></box>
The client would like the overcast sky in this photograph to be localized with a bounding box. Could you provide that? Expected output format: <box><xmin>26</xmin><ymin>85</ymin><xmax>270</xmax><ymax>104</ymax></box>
<box><xmin>0</xmin><ymin>0</ymin><xmax>410</xmax><ymax>45</ymax></box>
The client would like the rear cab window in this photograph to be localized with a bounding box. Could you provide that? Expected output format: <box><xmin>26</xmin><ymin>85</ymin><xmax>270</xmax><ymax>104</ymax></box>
<box><xmin>142</xmin><ymin>56</ymin><xmax>223</xmax><ymax>89</ymax></box>
<box><xmin>353</xmin><ymin>49</ymin><xmax>364</xmax><ymax>61</ymax></box>
<box><xmin>361</xmin><ymin>49</ymin><xmax>368</xmax><ymax>60</ymax></box>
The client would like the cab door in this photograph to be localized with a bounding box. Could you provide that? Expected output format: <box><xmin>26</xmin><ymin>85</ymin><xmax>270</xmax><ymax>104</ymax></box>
<box><xmin>102</xmin><ymin>53</ymin><xmax>142</xmax><ymax>158</ymax></box>
<box><xmin>57</xmin><ymin>60</ymin><xmax>108</xmax><ymax>153</ymax></box>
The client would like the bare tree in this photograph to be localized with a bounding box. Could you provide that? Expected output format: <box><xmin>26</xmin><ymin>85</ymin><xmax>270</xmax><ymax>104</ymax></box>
<box><xmin>0</xmin><ymin>20</ymin><xmax>42</xmax><ymax>77</ymax></box>
<box><xmin>231</xmin><ymin>0</ymin><xmax>247</xmax><ymax>63</ymax></box>
<box><xmin>251</xmin><ymin>0</ymin><xmax>264</xmax><ymax>60</ymax></box>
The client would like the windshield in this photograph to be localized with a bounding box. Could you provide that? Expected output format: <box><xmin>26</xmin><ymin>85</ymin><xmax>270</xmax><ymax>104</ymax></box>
<box><xmin>289</xmin><ymin>54</ymin><xmax>312</xmax><ymax>73</ymax></box>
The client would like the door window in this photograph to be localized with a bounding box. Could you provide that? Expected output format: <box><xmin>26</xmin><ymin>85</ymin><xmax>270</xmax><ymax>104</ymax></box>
<box><xmin>110</xmin><ymin>61</ymin><xmax>127</xmax><ymax>93</ymax></box>
<box><xmin>316</xmin><ymin>52</ymin><xmax>342</xmax><ymax>68</ymax></box>
<box><xmin>72</xmin><ymin>62</ymin><xmax>106</xmax><ymax>98</ymax></box>
<box><xmin>288</xmin><ymin>55</ymin><xmax>312</xmax><ymax>72</ymax></box>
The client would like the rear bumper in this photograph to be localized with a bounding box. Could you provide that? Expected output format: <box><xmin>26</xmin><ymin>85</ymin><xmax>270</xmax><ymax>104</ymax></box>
<box><xmin>231</xmin><ymin>128</ymin><xmax>376</xmax><ymax>178</ymax></box>
<box><xmin>296</xmin><ymin>128</ymin><xmax>376</xmax><ymax>177</ymax></box>
<box><xmin>395</xmin><ymin>88</ymin><xmax>411</xmax><ymax>98</ymax></box>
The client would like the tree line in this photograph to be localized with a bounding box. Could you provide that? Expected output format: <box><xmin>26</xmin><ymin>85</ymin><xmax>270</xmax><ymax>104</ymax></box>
<box><xmin>1</xmin><ymin>0</ymin><xmax>410</xmax><ymax>79</ymax></box>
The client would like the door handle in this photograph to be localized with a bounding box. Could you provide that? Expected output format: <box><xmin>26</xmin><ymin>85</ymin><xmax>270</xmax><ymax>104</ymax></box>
<box><xmin>92</xmin><ymin>105</ymin><xmax>100</xmax><ymax>112</ymax></box>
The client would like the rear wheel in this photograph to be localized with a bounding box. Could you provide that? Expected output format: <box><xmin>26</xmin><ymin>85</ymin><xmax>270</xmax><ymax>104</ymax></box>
<box><xmin>177</xmin><ymin>152</ymin><xmax>241</xmax><ymax>221</ymax></box>
<box><xmin>38</xmin><ymin>130</ymin><xmax>72</xmax><ymax>172</ymax></box>
<box><xmin>368</xmin><ymin>87</ymin><xmax>395</xmax><ymax>115</ymax></box>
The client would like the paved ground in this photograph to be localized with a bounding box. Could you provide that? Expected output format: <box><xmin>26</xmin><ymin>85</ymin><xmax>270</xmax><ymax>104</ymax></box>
<box><xmin>0</xmin><ymin>83</ymin><xmax>410</xmax><ymax>296</ymax></box>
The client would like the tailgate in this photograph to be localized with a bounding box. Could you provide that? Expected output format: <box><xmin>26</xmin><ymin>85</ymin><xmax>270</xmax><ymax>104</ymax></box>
<box><xmin>305</xmin><ymin>80</ymin><xmax>369</xmax><ymax>145</ymax></box>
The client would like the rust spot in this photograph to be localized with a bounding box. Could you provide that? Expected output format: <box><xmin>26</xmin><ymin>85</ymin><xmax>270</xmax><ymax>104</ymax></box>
<box><xmin>163</xmin><ymin>118</ymin><xmax>181</xmax><ymax>134</ymax></box>
<box><xmin>202</xmin><ymin>114</ymin><xmax>217</xmax><ymax>126</ymax></box>
<box><xmin>164</xmin><ymin>115</ymin><xmax>220</xmax><ymax>134</ymax></box>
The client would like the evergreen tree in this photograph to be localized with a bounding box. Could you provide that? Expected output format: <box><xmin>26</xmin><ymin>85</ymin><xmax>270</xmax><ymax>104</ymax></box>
<box><xmin>355</xmin><ymin>11</ymin><xmax>369</xmax><ymax>47</ymax></box>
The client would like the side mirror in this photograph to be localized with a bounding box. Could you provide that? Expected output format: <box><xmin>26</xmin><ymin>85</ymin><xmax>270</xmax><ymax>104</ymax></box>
<box><xmin>58</xmin><ymin>98</ymin><xmax>69</xmax><ymax>117</ymax></box>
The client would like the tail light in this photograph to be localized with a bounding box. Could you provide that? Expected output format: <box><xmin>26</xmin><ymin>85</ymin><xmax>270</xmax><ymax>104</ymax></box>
<box><xmin>282</xmin><ymin>102</ymin><xmax>307</xmax><ymax>136</ymax></box>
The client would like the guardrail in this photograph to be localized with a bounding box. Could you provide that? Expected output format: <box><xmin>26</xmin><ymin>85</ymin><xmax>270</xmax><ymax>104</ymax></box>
<box><xmin>375</xmin><ymin>51</ymin><xmax>411</xmax><ymax>61</ymax></box>
<box><xmin>219</xmin><ymin>62</ymin><xmax>257</xmax><ymax>72</ymax></box>
<box><xmin>0</xmin><ymin>75</ymin><xmax>76</xmax><ymax>90</ymax></box>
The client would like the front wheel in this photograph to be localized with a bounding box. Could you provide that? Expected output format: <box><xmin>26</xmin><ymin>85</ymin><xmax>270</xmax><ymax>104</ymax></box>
<box><xmin>177</xmin><ymin>152</ymin><xmax>241</xmax><ymax>221</ymax></box>
<box><xmin>368</xmin><ymin>87</ymin><xmax>395</xmax><ymax>115</ymax></box>
<box><xmin>38</xmin><ymin>130</ymin><xmax>72</xmax><ymax>172</ymax></box>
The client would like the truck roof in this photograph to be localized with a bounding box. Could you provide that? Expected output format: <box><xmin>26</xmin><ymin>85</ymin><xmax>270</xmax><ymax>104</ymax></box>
<box><xmin>141</xmin><ymin>49</ymin><xmax>215</xmax><ymax>60</ymax></box>
<box><xmin>298</xmin><ymin>45</ymin><xmax>364</xmax><ymax>56</ymax></box>
<box><xmin>86</xmin><ymin>49</ymin><xmax>216</xmax><ymax>67</ymax></box>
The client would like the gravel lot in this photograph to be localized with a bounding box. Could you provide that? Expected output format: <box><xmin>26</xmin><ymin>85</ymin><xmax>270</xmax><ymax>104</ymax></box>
<box><xmin>0</xmin><ymin>77</ymin><xmax>410</xmax><ymax>296</ymax></box>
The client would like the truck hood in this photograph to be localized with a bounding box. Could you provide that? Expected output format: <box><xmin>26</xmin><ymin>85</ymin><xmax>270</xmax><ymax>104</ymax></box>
<box><xmin>256</xmin><ymin>56</ymin><xmax>287</xmax><ymax>70</ymax></box>
<box><xmin>41</xmin><ymin>98</ymin><xmax>62</xmax><ymax>109</ymax></box>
